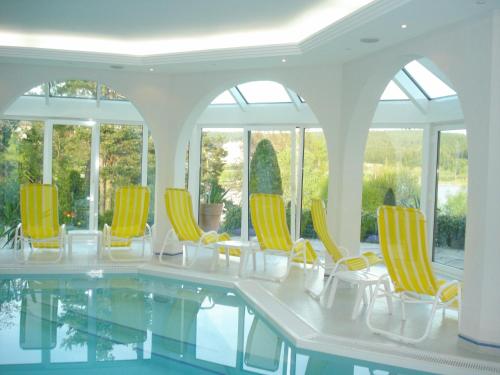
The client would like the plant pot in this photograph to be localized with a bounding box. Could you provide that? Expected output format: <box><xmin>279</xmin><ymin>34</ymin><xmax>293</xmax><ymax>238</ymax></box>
<box><xmin>199</xmin><ymin>203</ymin><xmax>223</xmax><ymax>232</ymax></box>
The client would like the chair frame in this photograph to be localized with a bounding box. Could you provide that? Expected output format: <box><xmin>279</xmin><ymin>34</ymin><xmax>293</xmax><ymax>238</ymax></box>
<box><xmin>103</xmin><ymin>223</ymin><xmax>152</xmax><ymax>262</ymax></box>
<box><xmin>365</xmin><ymin>205</ymin><xmax>462</xmax><ymax>344</ymax></box>
<box><xmin>366</xmin><ymin>274</ymin><xmax>461</xmax><ymax>344</ymax></box>
<box><xmin>14</xmin><ymin>222</ymin><xmax>66</xmax><ymax>263</ymax></box>
<box><xmin>251</xmin><ymin>237</ymin><xmax>310</xmax><ymax>283</ymax></box>
<box><xmin>159</xmin><ymin>228</ymin><xmax>222</xmax><ymax>270</ymax></box>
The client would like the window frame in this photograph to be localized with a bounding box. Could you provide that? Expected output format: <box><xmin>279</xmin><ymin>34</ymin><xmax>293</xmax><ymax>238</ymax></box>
<box><xmin>427</xmin><ymin>122</ymin><xmax>467</xmax><ymax>279</ymax></box>
<box><xmin>189</xmin><ymin>122</ymin><xmax>326</xmax><ymax>243</ymax></box>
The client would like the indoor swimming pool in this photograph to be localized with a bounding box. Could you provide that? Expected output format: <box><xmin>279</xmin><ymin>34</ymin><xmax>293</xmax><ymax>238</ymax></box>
<box><xmin>0</xmin><ymin>273</ymin><xmax>432</xmax><ymax>374</ymax></box>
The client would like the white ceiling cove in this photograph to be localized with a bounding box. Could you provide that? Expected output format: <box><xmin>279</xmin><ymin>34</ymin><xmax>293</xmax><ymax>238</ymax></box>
<box><xmin>0</xmin><ymin>0</ymin><xmax>375</xmax><ymax>55</ymax></box>
<box><xmin>0</xmin><ymin>0</ymin><xmax>497</xmax><ymax>70</ymax></box>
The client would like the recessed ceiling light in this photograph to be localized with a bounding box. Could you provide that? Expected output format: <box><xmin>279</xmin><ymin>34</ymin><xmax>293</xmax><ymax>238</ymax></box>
<box><xmin>476</xmin><ymin>0</ymin><xmax>486</xmax><ymax>4</ymax></box>
<box><xmin>281</xmin><ymin>58</ymin><xmax>287</xmax><ymax>63</ymax></box>
<box><xmin>360</xmin><ymin>37</ymin><xmax>379</xmax><ymax>44</ymax></box>
<box><xmin>149</xmin><ymin>67</ymin><xmax>154</xmax><ymax>72</ymax></box>
<box><xmin>401</xmin><ymin>24</ymin><xmax>407</xmax><ymax>29</ymax></box>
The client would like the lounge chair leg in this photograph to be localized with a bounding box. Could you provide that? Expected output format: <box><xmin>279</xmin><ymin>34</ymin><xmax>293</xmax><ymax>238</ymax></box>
<box><xmin>383</xmin><ymin>280</ymin><xmax>393</xmax><ymax>314</ymax></box>
<box><xmin>352</xmin><ymin>284</ymin><xmax>365</xmax><ymax>320</ymax></box>
<box><xmin>401</xmin><ymin>295</ymin><xmax>407</xmax><ymax>321</ymax></box>
<box><xmin>326</xmin><ymin>277</ymin><xmax>339</xmax><ymax>308</ymax></box>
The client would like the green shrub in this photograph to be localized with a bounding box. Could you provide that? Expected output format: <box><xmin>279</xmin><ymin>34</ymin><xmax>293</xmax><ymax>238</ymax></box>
<box><xmin>434</xmin><ymin>213</ymin><xmax>466</xmax><ymax>249</ymax></box>
<box><xmin>221</xmin><ymin>201</ymin><xmax>242</xmax><ymax>235</ymax></box>
<box><xmin>249</xmin><ymin>139</ymin><xmax>283</xmax><ymax>195</ymax></box>
<box><xmin>360</xmin><ymin>211</ymin><xmax>378</xmax><ymax>242</ymax></box>
<box><xmin>300</xmin><ymin>209</ymin><xmax>317</xmax><ymax>239</ymax></box>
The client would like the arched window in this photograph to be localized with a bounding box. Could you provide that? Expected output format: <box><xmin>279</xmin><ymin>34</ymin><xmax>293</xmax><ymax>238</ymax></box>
<box><xmin>1</xmin><ymin>80</ymin><xmax>156</xmax><ymax>236</ymax></box>
<box><xmin>185</xmin><ymin>81</ymin><xmax>328</xmax><ymax>248</ymax></box>
<box><xmin>362</xmin><ymin>59</ymin><xmax>467</xmax><ymax>271</ymax></box>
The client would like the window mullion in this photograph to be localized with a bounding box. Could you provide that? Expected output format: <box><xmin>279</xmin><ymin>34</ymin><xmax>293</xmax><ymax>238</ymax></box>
<box><xmin>141</xmin><ymin>125</ymin><xmax>148</xmax><ymax>186</ymax></box>
<box><xmin>242</xmin><ymin>128</ymin><xmax>250</xmax><ymax>241</ymax></box>
<box><xmin>43</xmin><ymin>120</ymin><xmax>53</xmax><ymax>184</ymax></box>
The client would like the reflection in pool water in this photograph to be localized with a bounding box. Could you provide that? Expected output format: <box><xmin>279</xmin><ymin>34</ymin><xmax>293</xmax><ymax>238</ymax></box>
<box><xmin>0</xmin><ymin>275</ymin><xmax>429</xmax><ymax>374</ymax></box>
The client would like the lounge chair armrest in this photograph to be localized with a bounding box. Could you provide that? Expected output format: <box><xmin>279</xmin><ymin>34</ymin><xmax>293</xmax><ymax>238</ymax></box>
<box><xmin>338</xmin><ymin>246</ymin><xmax>351</xmax><ymax>258</ymax></box>
<box><xmin>199</xmin><ymin>231</ymin><xmax>219</xmax><ymax>246</ymax></box>
<box><xmin>333</xmin><ymin>254</ymin><xmax>370</xmax><ymax>273</ymax></box>
<box><xmin>292</xmin><ymin>237</ymin><xmax>306</xmax><ymax>250</ymax></box>
<box><xmin>436</xmin><ymin>279</ymin><xmax>461</xmax><ymax>303</ymax></box>
<box><xmin>200</xmin><ymin>231</ymin><xmax>218</xmax><ymax>240</ymax></box>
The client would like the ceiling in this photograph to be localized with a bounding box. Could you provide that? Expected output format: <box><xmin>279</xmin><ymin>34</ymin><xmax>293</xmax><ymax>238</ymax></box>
<box><xmin>0</xmin><ymin>0</ymin><xmax>497</xmax><ymax>72</ymax></box>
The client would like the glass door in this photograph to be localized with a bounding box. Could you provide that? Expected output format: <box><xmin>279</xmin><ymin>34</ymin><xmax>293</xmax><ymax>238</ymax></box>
<box><xmin>248</xmin><ymin>130</ymin><xmax>293</xmax><ymax>239</ymax></box>
<box><xmin>52</xmin><ymin>124</ymin><xmax>92</xmax><ymax>229</ymax></box>
<box><xmin>432</xmin><ymin>129</ymin><xmax>468</xmax><ymax>270</ymax></box>
<box><xmin>198</xmin><ymin>128</ymin><xmax>244</xmax><ymax>237</ymax></box>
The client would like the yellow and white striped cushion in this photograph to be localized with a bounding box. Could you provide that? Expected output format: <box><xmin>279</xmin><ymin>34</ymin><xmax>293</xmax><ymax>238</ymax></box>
<box><xmin>311</xmin><ymin>199</ymin><xmax>381</xmax><ymax>270</ymax></box>
<box><xmin>165</xmin><ymin>188</ymin><xmax>203</xmax><ymax>242</ymax></box>
<box><xmin>165</xmin><ymin>188</ymin><xmax>239</xmax><ymax>255</ymax></box>
<box><xmin>20</xmin><ymin>184</ymin><xmax>60</xmax><ymax>240</ymax></box>
<box><xmin>378</xmin><ymin>206</ymin><xmax>441</xmax><ymax>297</ymax></box>
<box><xmin>110</xmin><ymin>186</ymin><xmax>150</xmax><ymax>239</ymax></box>
<box><xmin>250</xmin><ymin>193</ymin><xmax>317</xmax><ymax>263</ymax></box>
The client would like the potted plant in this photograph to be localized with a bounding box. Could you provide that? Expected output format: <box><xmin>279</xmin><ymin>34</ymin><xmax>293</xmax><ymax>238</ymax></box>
<box><xmin>199</xmin><ymin>179</ymin><xmax>229</xmax><ymax>231</ymax></box>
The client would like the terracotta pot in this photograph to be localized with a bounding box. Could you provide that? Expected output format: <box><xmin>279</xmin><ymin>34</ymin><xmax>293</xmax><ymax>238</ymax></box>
<box><xmin>199</xmin><ymin>203</ymin><xmax>223</xmax><ymax>232</ymax></box>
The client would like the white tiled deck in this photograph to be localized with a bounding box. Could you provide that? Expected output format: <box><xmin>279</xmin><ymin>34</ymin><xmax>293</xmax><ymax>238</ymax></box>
<box><xmin>0</xmin><ymin>241</ymin><xmax>498</xmax><ymax>374</ymax></box>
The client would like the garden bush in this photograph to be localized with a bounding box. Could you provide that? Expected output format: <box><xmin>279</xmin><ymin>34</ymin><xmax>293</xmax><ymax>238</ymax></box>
<box><xmin>434</xmin><ymin>213</ymin><xmax>466</xmax><ymax>249</ymax></box>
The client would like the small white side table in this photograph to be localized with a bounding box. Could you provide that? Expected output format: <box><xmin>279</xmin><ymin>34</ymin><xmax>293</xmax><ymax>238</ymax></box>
<box><xmin>67</xmin><ymin>230</ymin><xmax>103</xmax><ymax>259</ymax></box>
<box><xmin>216</xmin><ymin>240</ymin><xmax>258</xmax><ymax>277</ymax></box>
<box><xmin>327</xmin><ymin>270</ymin><xmax>393</xmax><ymax>320</ymax></box>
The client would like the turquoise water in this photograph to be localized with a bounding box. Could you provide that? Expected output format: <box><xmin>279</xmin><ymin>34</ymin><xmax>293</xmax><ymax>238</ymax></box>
<box><xmin>0</xmin><ymin>273</ymin><xmax>431</xmax><ymax>374</ymax></box>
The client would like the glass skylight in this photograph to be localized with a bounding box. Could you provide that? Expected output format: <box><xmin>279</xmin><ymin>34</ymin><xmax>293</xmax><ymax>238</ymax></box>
<box><xmin>380</xmin><ymin>80</ymin><xmax>409</xmax><ymax>101</ymax></box>
<box><xmin>211</xmin><ymin>90</ymin><xmax>237</xmax><ymax>105</ymax></box>
<box><xmin>237</xmin><ymin>81</ymin><xmax>292</xmax><ymax>104</ymax></box>
<box><xmin>404</xmin><ymin>61</ymin><xmax>456</xmax><ymax>99</ymax></box>
<box><xmin>24</xmin><ymin>84</ymin><xmax>46</xmax><ymax>96</ymax></box>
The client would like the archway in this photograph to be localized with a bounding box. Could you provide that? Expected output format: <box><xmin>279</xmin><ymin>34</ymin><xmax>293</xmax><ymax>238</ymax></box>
<box><xmin>360</xmin><ymin>58</ymin><xmax>467</xmax><ymax>271</ymax></box>
<box><xmin>0</xmin><ymin>79</ymin><xmax>155</xmax><ymax>238</ymax></box>
<box><xmin>179</xmin><ymin>80</ymin><xmax>329</xmax><ymax>246</ymax></box>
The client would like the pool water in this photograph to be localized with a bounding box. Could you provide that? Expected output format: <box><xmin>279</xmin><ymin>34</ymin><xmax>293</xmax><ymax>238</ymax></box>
<box><xmin>0</xmin><ymin>273</ymin><xmax>431</xmax><ymax>374</ymax></box>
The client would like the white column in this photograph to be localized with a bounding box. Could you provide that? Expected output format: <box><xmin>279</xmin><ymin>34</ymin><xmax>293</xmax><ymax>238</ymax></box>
<box><xmin>459</xmin><ymin>10</ymin><xmax>500</xmax><ymax>350</ymax></box>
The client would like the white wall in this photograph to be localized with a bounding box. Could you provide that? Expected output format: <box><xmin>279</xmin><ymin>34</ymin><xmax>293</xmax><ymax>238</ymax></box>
<box><xmin>0</xmin><ymin>10</ymin><xmax>499</xmax><ymax>349</ymax></box>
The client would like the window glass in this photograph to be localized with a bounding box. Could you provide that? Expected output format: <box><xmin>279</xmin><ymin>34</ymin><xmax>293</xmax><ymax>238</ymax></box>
<box><xmin>300</xmin><ymin>129</ymin><xmax>329</xmax><ymax>242</ymax></box>
<box><xmin>100</xmin><ymin>84</ymin><xmax>127</xmax><ymax>100</ymax></box>
<box><xmin>237</xmin><ymin>81</ymin><xmax>292</xmax><ymax>104</ymax></box>
<box><xmin>98</xmin><ymin>124</ymin><xmax>143</xmax><ymax>228</ymax></box>
<box><xmin>49</xmin><ymin>80</ymin><xmax>97</xmax><ymax>99</ymax></box>
<box><xmin>199</xmin><ymin>129</ymin><xmax>243</xmax><ymax>237</ymax></box>
<box><xmin>52</xmin><ymin>124</ymin><xmax>92</xmax><ymax>229</ymax></box>
<box><xmin>404</xmin><ymin>61</ymin><xmax>456</xmax><ymax>99</ymax></box>
<box><xmin>361</xmin><ymin>128</ymin><xmax>423</xmax><ymax>247</ymax></box>
<box><xmin>380</xmin><ymin>80</ymin><xmax>409</xmax><ymax>101</ymax></box>
<box><xmin>433</xmin><ymin>130</ymin><xmax>467</xmax><ymax>270</ymax></box>
<box><xmin>249</xmin><ymin>130</ymin><xmax>292</xmax><ymax>236</ymax></box>
<box><xmin>0</xmin><ymin>119</ymin><xmax>44</xmax><ymax>238</ymax></box>
<box><xmin>211</xmin><ymin>90</ymin><xmax>237</xmax><ymax>105</ymax></box>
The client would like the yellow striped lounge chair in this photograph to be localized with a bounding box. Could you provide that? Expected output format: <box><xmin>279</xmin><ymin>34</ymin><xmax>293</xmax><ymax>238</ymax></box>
<box><xmin>249</xmin><ymin>193</ymin><xmax>318</xmax><ymax>282</ymax></box>
<box><xmin>309</xmin><ymin>199</ymin><xmax>382</xmax><ymax>298</ymax></box>
<box><xmin>161</xmin><ymin>188</ymin><xmax>237</xmax><ymax>269</ymax></box>
<box><xmin>15</xmin><ymin>183</ymin><xmax>66</xmax><ymax>263</ymax></box>
<box><xmin>366</xmin><ymin>205</ymin><xmax>461</xmax><ymax>344</ymax></box>
<box><xmin>103</xmin><ymin>185</ymin><xmax>151</xmax><ymax>262</ymax></box>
